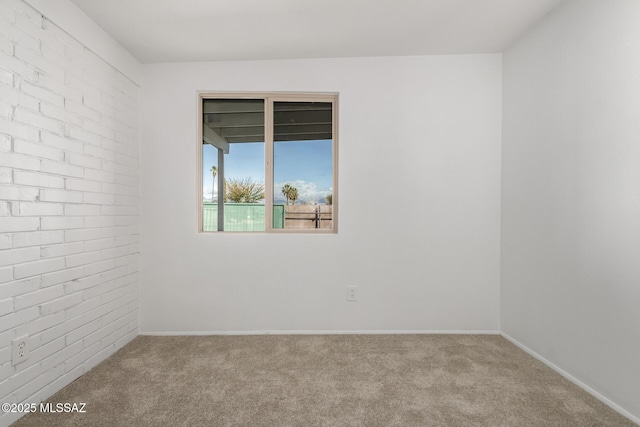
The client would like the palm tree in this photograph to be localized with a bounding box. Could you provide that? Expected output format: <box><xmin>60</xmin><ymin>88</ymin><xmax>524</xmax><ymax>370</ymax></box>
<box><xmin>281</xmin><ymin>184</ymin><xmax>299</xmax><ymax>205</ymax></box>
<box><xmin>289</xmin><ymin>187</ymin><xmax>299</xmax><ymax>205</ymax></box>
<box><xmin>210</xmin><ymin>166</ymin><xmax>217</xmax><ymax>202</ymax></box>
<box><xmin>282</xmin><ymin>184</ymin><xmax>293</xmax><ymax>205</ymax></box>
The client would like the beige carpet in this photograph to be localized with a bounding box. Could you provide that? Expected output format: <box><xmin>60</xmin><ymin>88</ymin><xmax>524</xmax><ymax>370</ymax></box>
<box><xmin>14</xmin><ymin>335</ymin><xmax>636</xmax><ymax>426</ymax></box>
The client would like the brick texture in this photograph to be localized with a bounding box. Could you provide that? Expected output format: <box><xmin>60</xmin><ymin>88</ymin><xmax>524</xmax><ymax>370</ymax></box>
<box><xmin>0</xmin><ymin>1</ymin><xmax>139</xmax><ymax>424</ymax></box>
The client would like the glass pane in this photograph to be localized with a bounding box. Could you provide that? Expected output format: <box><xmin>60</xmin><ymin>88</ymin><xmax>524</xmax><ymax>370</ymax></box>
<box><xmin>202</xmin><ymin>99</ymin><xmax>265</xmax><ymax>231</ymax></box>
<box><xmin>273</xmin><ymin>101</ymin><xmax>333</xmax><ymax>230</ymax></box>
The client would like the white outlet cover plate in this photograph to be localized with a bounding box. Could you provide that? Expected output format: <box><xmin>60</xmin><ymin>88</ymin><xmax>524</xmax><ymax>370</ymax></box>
<box><xmin>12</xmin><ymin>335</ymin><xmax>30</xmax><ymax>365</ymax></box>
<box><xmin>347</xmin><ymin>286</ymin><xmax>358</xmax><ymax>301</ymax></box>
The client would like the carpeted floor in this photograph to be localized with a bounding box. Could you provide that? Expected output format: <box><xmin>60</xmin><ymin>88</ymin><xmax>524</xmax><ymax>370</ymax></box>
<box><xmin>13</xmin><ymin>335</ymin><xmax>636</xmax><ymax>426</ymax></box>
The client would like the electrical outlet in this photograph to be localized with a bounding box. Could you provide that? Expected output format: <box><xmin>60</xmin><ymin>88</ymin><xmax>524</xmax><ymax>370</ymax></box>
<box><xmin>347</xmin><ymin>285</ymin><xmax>357</xmax><ymax>301</ymax></box>
<box><xmin>12</xmin><ymin>335</ymin><xmax>30</xmax><ymax>365</ymax></box>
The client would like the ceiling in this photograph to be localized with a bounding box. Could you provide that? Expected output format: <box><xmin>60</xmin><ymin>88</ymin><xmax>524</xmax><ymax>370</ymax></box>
<box><xmin>69</xmin><ymin>0</ymin><xmax>566</xmax><ymax>64</ymax></box>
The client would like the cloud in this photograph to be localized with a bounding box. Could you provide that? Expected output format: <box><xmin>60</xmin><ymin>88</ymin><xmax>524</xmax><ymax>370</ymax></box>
<box><xmin>275</xmin><ymin>180</ymin><xmax>331</xmax><ymax>204</ymax></box>
<box><xmin>202</xmin><ymin>185</ymin><xmax>219</xmax><ymax>201</ymax></box>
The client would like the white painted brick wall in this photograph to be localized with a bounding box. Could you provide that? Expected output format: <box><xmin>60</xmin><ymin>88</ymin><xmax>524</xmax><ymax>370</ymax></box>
<box><xmin>0</xmin><ymin>1</ymin><xmax>139</xmax><ymax>425</ymax></box>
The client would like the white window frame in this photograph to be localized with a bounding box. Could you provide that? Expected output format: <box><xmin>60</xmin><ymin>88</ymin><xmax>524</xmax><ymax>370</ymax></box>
<box><xmin>197</xmin><ymin>91</ymin><xmax>339</xmax><ymax>233</ymax></box>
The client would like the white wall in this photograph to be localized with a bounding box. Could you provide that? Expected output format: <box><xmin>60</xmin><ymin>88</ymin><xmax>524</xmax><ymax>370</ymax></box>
<box><xmin>0</xmin><ymin>1</ymin><xmax>140</xmax><ymax>425</ymax></box>
<box><xmin>502</xmin><ymin>0</ymin><xmax>640</xmax><ymax>421</ymax></box>
<box><xmin>140</xmin><ymin>55</ymin><xmax>502</xmax><ymax>334</ymax></box>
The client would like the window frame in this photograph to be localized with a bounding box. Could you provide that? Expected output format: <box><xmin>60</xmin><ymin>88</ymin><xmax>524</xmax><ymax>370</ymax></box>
<box><xmin>197</xmin><ymin>91</ymin><xmax>339</xmax><ymax>234</ymax></box>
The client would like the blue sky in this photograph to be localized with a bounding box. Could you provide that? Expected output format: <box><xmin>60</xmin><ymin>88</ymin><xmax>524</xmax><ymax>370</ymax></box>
<box><xmin>202</xmin><ymin>140</ymin><xmax>332</xmax><ymax>204</ymax></box>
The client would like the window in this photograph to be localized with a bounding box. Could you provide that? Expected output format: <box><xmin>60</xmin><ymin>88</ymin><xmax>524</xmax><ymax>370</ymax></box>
<box><xmin>198</xmin><ymin>93</ymin><xmax>338</xmax><ymax>233</ymax></box>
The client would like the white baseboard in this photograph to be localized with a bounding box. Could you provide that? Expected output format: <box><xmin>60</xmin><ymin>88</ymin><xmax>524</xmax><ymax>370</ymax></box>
<box><xmin>501</xmin><ymin>332</ymin><xmax>640</xmax><ymax>426</ymax></box>
<box><xmin>141</xmin><ymin>329</ymin><xmax>500</xmax><ymax>336</ymax></box>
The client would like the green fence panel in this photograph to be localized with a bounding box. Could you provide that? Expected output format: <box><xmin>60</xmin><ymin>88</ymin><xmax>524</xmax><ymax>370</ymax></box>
<box><xmin>273</xmin><ymin>205</ymin><xmax>284</xmax><ymax>229</ymax></box>
<box><xmin>203</xmin><ymin>204</ymin><xmax>285</xmax><ymax>231</ymax></box>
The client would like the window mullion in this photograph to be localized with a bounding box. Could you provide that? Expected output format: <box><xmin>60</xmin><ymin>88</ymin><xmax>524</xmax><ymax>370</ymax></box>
<box><xmin>264</xmin><ymin>97</ymin><xmax>274</xmax><ymax>232</ymax></box>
